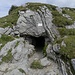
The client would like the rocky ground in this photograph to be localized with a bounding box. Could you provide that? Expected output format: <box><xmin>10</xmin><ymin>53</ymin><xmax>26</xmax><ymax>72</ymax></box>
<box><xmin>0</xmin><ymin>38</ymin><xmax>62</xmax><ymax>75</ymax></box>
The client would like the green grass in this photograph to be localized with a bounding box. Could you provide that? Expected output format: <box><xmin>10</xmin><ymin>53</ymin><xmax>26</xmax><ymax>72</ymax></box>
<box><xmin>2</xmin><ymin>49</ymin><xmax>13</xmax><ymax>63</ymax></box>
<box><xmin>60</xmin><ymin>36</ymin><xmax>75</xmax><ymax>59</ymax></box>
<box><xmin>30</xmin><ymin>60</ymin><xmax>44</xmax><ymax>69</ymax></box>
<box><xmin>51</xmin><ymin>10</ymin><xmax>73</xmax><ymax>27</ymax></box>
<box><xmin>58</xmin><ymin>28</ymin><xmax>75</xmax><ymax>36</ymax></box>
<box><xmin>62</xmin><ymin>8</ymin><xmax>75</xmax><ymax>21</ymax></box>
<box><xmin>0</xmin><ymin>34</ymin><xmax>14</xmax><ymax>50</ymax></box>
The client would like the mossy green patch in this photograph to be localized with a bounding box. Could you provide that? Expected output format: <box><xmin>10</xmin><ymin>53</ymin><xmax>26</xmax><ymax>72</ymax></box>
<box><xmin>0</xmin><ymin>34</ymin><xmax>14</xmax><ymax>50</ymax></box>
<box><xmin>18</xmin><ymin>68</ymin><xmax>26</xmax><ymax>74</ymax></box>
<box><xmin>30</xmin><ymin>60</ymin><xmax>44</xmax><ymax>69</ymax></box>
<box><xmin>58</xmin><ymin>28</ymin><xmax>75</xmax><ymax>36</ymax></box>
<box><xmin>2</xmin><ymin>49</ymin><xmax>13</xmax><ymax>63</ymax></box>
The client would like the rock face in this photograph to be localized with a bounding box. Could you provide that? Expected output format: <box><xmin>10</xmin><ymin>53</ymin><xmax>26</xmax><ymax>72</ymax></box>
<box><xmin>46</xmin><ymin>43</ymin><xmax>74</xmax><ymax>75</ymax></box>
<box><xmin>0</xmin><ymin>38</ymin><xmax>35</xmax><ymax>75</ymax></box>
<box><xmin>15</xmin><ymin>6</ymin><xmax>60</xmax><ymax>41</ymax></box>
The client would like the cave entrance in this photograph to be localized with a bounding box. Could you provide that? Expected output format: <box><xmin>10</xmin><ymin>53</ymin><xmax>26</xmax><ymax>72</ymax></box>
<box><xmin>32</xmin><ymin>36</ymin><xmax>45</xmax><ymax>51</ymax></box>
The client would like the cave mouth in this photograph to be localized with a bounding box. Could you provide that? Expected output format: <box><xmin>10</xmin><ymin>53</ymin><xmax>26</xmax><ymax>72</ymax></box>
<box><xmin>31</xmin><ymin>36</ymin><xmax>45</xmax><ymax>51</ymax></box>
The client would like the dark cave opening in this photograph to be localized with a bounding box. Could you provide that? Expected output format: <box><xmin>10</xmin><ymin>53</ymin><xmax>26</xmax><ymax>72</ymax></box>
<box><xmin>31</xmin><ymin>36</ymin><xmax>45</xmax><ymax>51</ymax></box>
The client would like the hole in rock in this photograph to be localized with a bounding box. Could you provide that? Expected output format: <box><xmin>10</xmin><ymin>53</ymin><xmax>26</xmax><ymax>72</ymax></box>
<box><xmin>31</xmin><ymin>36</ymin><xmax>45</xmax><ymax>51</ymax></box>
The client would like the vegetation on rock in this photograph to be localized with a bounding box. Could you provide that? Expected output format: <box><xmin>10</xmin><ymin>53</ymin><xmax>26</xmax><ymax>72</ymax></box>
<box><xmin>0</xmin><ymin>34</ymin><xmax>14</xmax><ymax>50</ymax></box>
<box><xmin>30</xmin><ymin>60</ymin><xmax>44</xmax><ymax>69</ymax></box>
<box><xmin>18</xmin><ymin>68</ymin><xmax>26</xmax><ymax>74</ymax></box>
<box><xmin>2</xmin><ymin>49</ymin><xmax>13</xmax><ymax>62</ymax></box>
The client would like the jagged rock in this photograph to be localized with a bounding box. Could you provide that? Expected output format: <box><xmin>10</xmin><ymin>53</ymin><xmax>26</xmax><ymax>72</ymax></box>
<box><xmin>53</xmin><ymin>44</ymin><xmax>60</xmax><ymax>53</ymax></box>
<box><xmin>5</xmin><ymin>28</ymin><xmax>13</xmax><ymax>35</ymax></box>
<box><xmin>40</xmin><ymin>57</ymin><xmax>51</xmax><ymax>66</ymax></box>
<box><xmin>63</xmin><ymin>14</ymin><xmax>72</xmax><ymax>20</ymax></box>
<box><xmin>15</xmin><ymin>6</ymin><xmax>60</xmax><ymax>42</ymax></box>
<box><xmin>71</xmin><ymin>59</ymin><xmax>75</xmax><ymax>71</ymax></box>
<box><xmin>0</xmin><ymin>27</ymin><xmax>13</xmax><ymax>35</ymax></box>
<box><xmin>0</xmin><ymin>38</ymin><xmax>35</xmax><ymax>75</ymax></box>
<box><xmin>46</xmin><ymin>44</ymin><xmax>56</xmax><ymax>61</ymax></box>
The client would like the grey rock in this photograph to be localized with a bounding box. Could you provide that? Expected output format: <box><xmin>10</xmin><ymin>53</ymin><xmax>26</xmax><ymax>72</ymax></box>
<box><xmin>5</xmin><ymin>28</ymin><xmax>13</xmax><ymax>35</ymax></box>
<box><xmin>0</xmin><ymin>28</ymin><xmax>5</xmax><ymax>34</ymax></box>
<box><xmin>15</xmin><ymin>6</ymin><xmax>60</xmax><ymax>42</ymax></box>
<box><xmin>40</xmin><ymin>57</ymin><xmax>51</xmax><ymax>66</ymax></box>
<box><xmin>53</xmin><ymin>44</ymin><xmax>60</xmax><ymax>53</ymax></box>
<box><xmin>46</xmin><ymin>44</ymin><xmax>56</xmax><ymax>61</ymax></box>
<box><xmin>71</xmin><ymin>59</ymin><xmax>75</xmax><ymax>71</ymax></box>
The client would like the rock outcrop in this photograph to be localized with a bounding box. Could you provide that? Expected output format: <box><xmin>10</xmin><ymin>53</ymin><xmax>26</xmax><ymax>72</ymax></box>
<box><xmin>0</xmin><ymin>2</ymin><xmax>75</xmax><ymax>75</ymax></box>
<box><xmin>15</xmin><ymin>6</ymin><xmax>60</xmax><ymax>42</ymax></box>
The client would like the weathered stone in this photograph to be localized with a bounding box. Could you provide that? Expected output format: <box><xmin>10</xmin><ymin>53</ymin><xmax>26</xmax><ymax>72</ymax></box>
<box><xmin>53</xmin><ymin>44</ymin><xmax>60</xmax><ymax>53</ymax></box>
<box><xmin>15</xmin><ymin>6</ymin><xmax>60</xmax><ymax>42</ymax></box>
<box><xmin>71</xmin><ymin>59</ymin><xmax>75</xmax><ymax>71</ymax></box>
<box><xmin>40</xmin><ymin>57</ymin><xmax>51</xmax><ymax>66</ymax></box>
<box><xmin>46</xmin><ymin>44</ymin><xmax>56</xmax><ymax>61</ymax></box>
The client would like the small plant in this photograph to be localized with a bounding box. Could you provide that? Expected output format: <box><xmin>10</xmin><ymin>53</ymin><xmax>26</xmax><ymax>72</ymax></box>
<box><xmin>18</xmin><ymin>68</ymin><xmax>26</xmax><ymax>74</ymax></box>
<box><xmin>30</xmin><ymin>60</ymin><xmax>44</xmax><ymax>69</ymax></box>
<box><xmin>43</xmin><ymin>44</ymin><xmax>47</xmax><ymax>56</ymax></box>
<box><xmin>2</xmin><ymin>49</ymin><xmax>13</xmax><ymax>63</ymax></box>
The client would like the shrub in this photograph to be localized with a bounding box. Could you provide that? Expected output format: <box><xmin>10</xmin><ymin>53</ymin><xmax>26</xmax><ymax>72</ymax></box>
<box><xmin>30</xmin><ymin>60</ymin><xmax>44</xmax><ymax>69</ymax></box>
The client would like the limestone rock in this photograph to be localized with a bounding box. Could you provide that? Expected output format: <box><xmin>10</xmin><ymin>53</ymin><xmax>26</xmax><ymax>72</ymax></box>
<box><xmin>53</xmin><ymin>44</ymin><xmax>60</xmax><ymax>53</ymax></box>
<box><xmin>15</xmin><ymin>6</ymin><xmax>60</xmax><ymax>42</ymax></box>
<box><xmin>40</xmin><ymin>57</ymin><xmax>51</xmax><ymax>66</ymax></box>
<box><xmin>46</xmin><ymin>44</ymin><xmax>56</xmax><ymax>61</ymax></box>
<box><xmin>71</xmin><ymin>59</ymin><xmax>75</xmax><ymax>71</ymax></box>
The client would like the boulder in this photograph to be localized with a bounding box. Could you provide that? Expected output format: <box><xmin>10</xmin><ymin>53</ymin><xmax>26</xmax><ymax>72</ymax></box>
<box><xmin>40</xmin><ymin>57</ymin><xmax>51</xmax><ymax>66</ymax></box>
<box><xmin>15</xmin><ymin>6</ymin><xmax>60</xmax><ymax>42</ymax></box>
